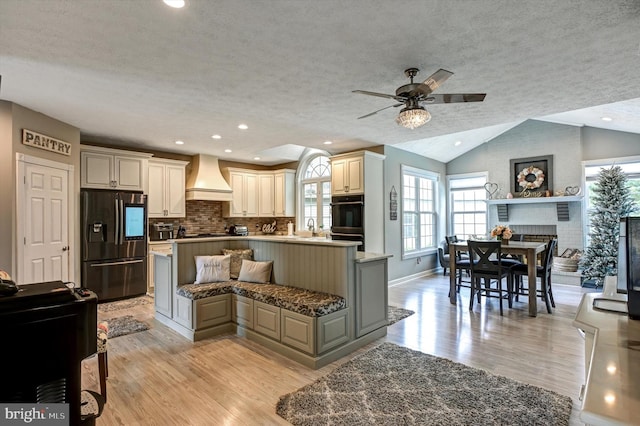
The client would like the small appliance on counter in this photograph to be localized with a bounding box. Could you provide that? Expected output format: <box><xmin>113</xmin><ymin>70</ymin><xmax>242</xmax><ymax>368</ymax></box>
<box><xmin>150</xmin><ymin>223</ymin><xmax>175</xmax><ymax>241</ymax></box>
<box><xmin>228</xmin><ymin>225</ymin><xmax>249</xmax><ymax>236</ymax></box>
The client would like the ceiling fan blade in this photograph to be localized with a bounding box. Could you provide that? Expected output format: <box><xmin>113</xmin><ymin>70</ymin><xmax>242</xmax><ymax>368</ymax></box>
<box><xmin>410</xmin><ymin>69</ymin><xmax>454</xmax><ymax>97</ymax></box>
<box><xmin>353</xmin><ymin>90</ymin><xmax>405</xmax><ymax>102</ymax></box>
<box><xmin>357</xmin><ymin>103</ymin><xmax>403</xmax><ymax>119</ymax></box>
<box><xmin>422</xmin><ymin>93</ymin><xmax>486</xmax><ymax>104</ymax></box>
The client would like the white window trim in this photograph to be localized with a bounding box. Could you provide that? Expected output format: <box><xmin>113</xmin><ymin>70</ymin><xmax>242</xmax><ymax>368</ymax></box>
<box><xmin>401</xmin><ymin>164</ymin><xmax>440</xmax><ymax>260</ymax></box>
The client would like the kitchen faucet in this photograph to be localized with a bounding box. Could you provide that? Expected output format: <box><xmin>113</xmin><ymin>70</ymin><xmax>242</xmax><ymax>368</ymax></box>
<box><xmin>307</xmin><ymin>218</ymin><xmax>315</xmax><ymax>232</ymax></box>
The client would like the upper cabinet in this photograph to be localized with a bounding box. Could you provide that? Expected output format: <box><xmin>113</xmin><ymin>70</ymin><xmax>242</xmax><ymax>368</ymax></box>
<box><xmin>80</xmin><ymin>145</ymin><xmax>152</xmax><ymax>191</ymax></box>
<box><xmin>222</xmin><ymin>168</ymin><xmax>259</xmax><ymax>217</ymax></box>
<box><xmin>148</xmin><ymin>159</ymin><xmax>189</xmax><ymax>218</ymax></box>
<box><xmin>331</xmin><ymin>155</ymin><xmax>364</xmax><ymax>195</ymax></box>
<box><xmin>274</xmin><ymin>170</ymin><xmax>295</xmax><ymax>217</ymax></box>
<box><xmin>222</xmin><ymin>168</ymin><xmax>295</xmax><ymax>218</ymax></box>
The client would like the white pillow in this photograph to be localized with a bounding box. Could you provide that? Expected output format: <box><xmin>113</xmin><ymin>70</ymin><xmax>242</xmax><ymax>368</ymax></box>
<box><xmin>194</xmin><ymin>255</ymin><xmax>231</xmax><ymax>284</ymax></box>
<box><xmin>237</xmin><ymin>260</ymin><xmax>273</xmax><ymax>284</ymax></box>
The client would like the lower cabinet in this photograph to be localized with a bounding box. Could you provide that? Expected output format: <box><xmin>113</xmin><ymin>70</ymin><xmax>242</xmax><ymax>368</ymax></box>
<box><xmin>154</xmin><ymin>255</ymin><xmax>173</xmax><ymax>318</ymax></box>
<box><xmin>281</xmin><ymin>310</ymin><xmax>315</xmax><ymax>354</ymax></box>
<box><xmin>254</xmin><ymin>301</ymin><xmax>280</xmax><ymax>340</ymax></box>
<box><xmin>233</xmin><ymin>295</ymin><xmax>254</xmax><ymax>329</ymax></box>
<box><xmin>355</xmin><ymin>259</ymin><xmax>389</xmax><ymax>337</ymax></box>
<box><xmin>195</xmin><ymin>295</ymin><xmax>231</xmax><ymax>330</ymax></box>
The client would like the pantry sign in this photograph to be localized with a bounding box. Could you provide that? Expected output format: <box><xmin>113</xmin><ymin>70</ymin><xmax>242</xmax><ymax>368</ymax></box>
<box><xmin>22</xmin><ymin>129</ymin><xmax>72</xmax><ymax>156</ymax></box>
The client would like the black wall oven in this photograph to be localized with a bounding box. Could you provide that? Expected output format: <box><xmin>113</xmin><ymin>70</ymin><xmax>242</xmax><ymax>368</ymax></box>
<box><xmin>331</xmin><ymin>194</ymin><xmax>365</xmax><ymax>251</ymax></box>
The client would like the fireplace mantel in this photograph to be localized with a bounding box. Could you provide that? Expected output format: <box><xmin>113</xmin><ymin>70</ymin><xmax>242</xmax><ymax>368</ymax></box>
<box><xmin>485</xmin><ymin>195</ymin><xmax>583</xmax><ymax>205</ymax></box>
<box><xmin>485</xmin><ymin>196</ymin><xmax>583</xmax><ymax>221</ymax></box>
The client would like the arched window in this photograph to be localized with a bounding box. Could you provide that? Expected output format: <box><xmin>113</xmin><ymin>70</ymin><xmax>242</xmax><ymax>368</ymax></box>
<box><xmin>298</xmin><ymin>154</ymin><xmax>332</xmax><ymax>233</ymax></box>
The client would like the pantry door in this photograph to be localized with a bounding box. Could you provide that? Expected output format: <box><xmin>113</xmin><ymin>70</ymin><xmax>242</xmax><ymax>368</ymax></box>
<box><xmin>17</xmin><ymin>154</ymin><xmax>74</xmax><ymax>285</ymax></box>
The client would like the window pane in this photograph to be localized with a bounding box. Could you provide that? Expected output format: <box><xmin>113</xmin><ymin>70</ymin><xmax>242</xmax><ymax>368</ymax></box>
<box><xmin>449</xmin><ymin>175</ymin><xmax>487</xmax><ymax>241</ymax></box>
<box><xmin>304</xmin><ymin>183</ymin><xmax>318</xmax><ymax>226</ymax></box>
<box><xmin>403</xmin><ymin>213</ymin><xmax>417</xmax><ymax>251</ymax></box>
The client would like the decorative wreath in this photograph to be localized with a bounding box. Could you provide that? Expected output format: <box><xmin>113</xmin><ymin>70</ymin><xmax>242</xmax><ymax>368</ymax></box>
<box><xmin>517</xmin><ymin>166</ymin><xmax>545</xmax><ymax>190</ymax></box>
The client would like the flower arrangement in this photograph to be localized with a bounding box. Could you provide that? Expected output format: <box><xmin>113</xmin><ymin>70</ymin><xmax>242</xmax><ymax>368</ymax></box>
<box><xmin>517</xmin><ymin>166</ymin><xmax>545</xmax><ymax>190</ymax></box>
<box><xmin>491</xmin><ymin>225</ymin><xmax>513</xmax><ymax>240</ymax></box>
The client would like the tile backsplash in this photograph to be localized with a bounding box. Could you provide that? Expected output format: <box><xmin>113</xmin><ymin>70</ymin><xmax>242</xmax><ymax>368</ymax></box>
<box><xmin>148</xmin><ymin>200</ymin><xmax>295</xmax><ymax>235</ymax></box>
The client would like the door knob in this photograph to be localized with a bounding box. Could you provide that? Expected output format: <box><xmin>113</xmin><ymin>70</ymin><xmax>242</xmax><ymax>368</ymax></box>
<box><xmin>62</xmin><ymin>246</ymin><xmax>69</xmax><ymax>251</ymax></box>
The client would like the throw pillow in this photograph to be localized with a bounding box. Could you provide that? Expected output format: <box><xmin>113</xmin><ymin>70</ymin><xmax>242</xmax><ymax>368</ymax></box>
<box><xmin>221</xmin><ymin>248</ymin><xmax>254</xmax><ymax>279</ymax></box>
<box><xmin>194</xmin><ymin>255</ymin><xmax>231</xmax><ymax>284</ymax></box>
<box><xmin>237</xmin><ymin>259</ymin><xmax>273</xmax><ymax>284</ymax></box>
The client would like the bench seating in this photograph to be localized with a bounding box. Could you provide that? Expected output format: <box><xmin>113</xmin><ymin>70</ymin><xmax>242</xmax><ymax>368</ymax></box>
<box><xmin>177</xmin><ymin>281</ymin><xmax>347</xmax><ymax>317</ymax></box>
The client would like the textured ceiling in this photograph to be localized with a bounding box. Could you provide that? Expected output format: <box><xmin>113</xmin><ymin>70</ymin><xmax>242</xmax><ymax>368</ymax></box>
<box><xmin>1</xmin><ymin>0</ymin><xmax>640</xmax><ymax>164</ymax></box>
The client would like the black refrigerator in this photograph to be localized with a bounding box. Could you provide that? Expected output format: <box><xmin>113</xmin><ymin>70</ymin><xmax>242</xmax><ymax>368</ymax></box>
<box><xmin>81</xmin><ymin>189</ymin><xmax>147</xmax><ymax>302</ymax></box>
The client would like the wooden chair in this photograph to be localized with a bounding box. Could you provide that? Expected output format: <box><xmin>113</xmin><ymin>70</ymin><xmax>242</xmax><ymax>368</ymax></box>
<box><xmin>468</xmin><ymin>240</ymin><xmax>513</xmax><ymax>316</ymax></box>
<box><xmin>445</xmin><ymin>236</ymin><xmax>472</xmax><ymax>295</ymax></box>
<box><xmin>512</xmin><ymin>239</ymin><xmax>557</xmax><ymax>313</ymax></box>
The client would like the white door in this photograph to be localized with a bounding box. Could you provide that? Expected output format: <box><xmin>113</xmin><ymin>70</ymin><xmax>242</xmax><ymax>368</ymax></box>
<box><xmin>21</xmin><ymin>162</ymin><xmax>69</xmax><ymax>284</ymax></box>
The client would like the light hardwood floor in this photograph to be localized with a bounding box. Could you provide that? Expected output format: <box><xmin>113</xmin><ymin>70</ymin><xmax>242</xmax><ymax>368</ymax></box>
<box><xmin>84</xmin><ymin>274</ymin><xmax>594</xmax><ymax>425</ymax></box>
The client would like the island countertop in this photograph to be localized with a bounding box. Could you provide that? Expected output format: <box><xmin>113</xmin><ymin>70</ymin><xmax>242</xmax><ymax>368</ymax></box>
<box><xmin>168</xmin><ymin>234</ymin><xmax>361</xmax><ymax>248</ymax></box>
<box><xmin>573</xmin><ymin>292</ymin><xmax>640</xmax><ymax>426</ymax></box>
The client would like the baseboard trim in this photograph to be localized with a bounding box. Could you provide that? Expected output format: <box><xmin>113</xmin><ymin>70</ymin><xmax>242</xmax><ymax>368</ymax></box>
<box><xmin>389</xmin><ymin>268</ymin><xmax>439</xmax><ymax>287</ymax></box>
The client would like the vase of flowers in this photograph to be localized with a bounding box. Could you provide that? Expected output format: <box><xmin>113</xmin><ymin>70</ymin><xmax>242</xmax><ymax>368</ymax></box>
<box><xmin>491</xmin><ymin>225</ymin><xmax>512</xmax><ymax>243</ymax></box>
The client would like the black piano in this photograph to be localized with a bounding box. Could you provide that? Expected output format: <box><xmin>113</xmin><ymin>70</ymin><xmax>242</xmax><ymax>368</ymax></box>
<box><xmin>0</xmin><ymin>281</ymin><xmax>98</xmax><ymax>425</ymax></box>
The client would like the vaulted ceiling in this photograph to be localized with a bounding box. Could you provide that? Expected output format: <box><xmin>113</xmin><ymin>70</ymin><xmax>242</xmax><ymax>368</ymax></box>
<box><xmin>1</xmin><ymin>1</ymin><xmax>640</xmax><ymax>164</ymax></box>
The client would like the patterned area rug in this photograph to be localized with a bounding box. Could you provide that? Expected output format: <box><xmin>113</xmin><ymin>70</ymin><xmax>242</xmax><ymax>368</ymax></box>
<box><xmin>276</xmin><ymin>343</ymin><xmax>572</xmax><ymax>426</ymax></box>
<box><xmin>103</xmin><ymin>315</ymin><xmax>150</xmax><ymax>338</ymax></box>
<box><xmin>98</xmin><ymin>295</ymin><xmax>153</xmax><ymax>313</ymax></box>
<box><xmin>387</xmin><ymin>306</ymin><xmax>415</xmax><ymax>325</ymax></box>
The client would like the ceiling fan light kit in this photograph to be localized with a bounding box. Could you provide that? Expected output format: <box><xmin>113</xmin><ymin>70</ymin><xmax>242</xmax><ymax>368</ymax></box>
<box><xmin>396</xmin><ymin>107</ymin><xmax>431</xmax><ymax>129</ymax></box>
<box><xmin>354</xmin><ymin>67</ymin><xmax>485</xmax><ymax>129</ymax></box>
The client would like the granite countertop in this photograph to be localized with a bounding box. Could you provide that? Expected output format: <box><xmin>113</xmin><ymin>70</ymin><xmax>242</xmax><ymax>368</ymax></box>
<box><xmin>355</xmin><ymin>252</ymin><xmax>393</xmax><ymax>263</ymax></box>
<box><xmin>573</xmin><ymin>292</ymin><xmax>640</xmax><ymax>426</ymax></box>
<box><xmin>169</xmin><ymin>234</ymin><xmax>362</xmax><ymax>248</ymax></box>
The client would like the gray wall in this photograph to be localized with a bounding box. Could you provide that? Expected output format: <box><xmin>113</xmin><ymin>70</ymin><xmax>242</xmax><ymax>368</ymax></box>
<box><xmin>0</xmin><ymin>101</ymin><xmax>81</xmax><ymax>280</ymax></box>
<box><xmin>581</xmin><ymin>126</ymin><xmax>640</xmax><ymax>161</ymax></box>
<box><xmin>383</xmin><ymin>145</ymin><xmax>446</xmax><ymax>281</ymax></box>
<box><xmin>448</xmin><ymin>120</ymin><xmax>583</xmax><ymax>195</ymax></box>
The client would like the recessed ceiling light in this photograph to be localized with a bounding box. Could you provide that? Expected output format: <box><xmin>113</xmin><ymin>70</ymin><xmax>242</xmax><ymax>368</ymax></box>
<box><xmin>224</xmin><ymin>149</ymin><xmax>232</xmax><ymax>153</ymax></box>
<box><xmin>175</xmin><ymin>140</ymin><xmax>184</xmax><ymax>145</ymax></box>
<box><xmin>253</xmin><ymin>156</ymin><xmax>261</xmax><ymax>160</ymax></box>
<box><xmin>601</xmin><ymin>116</ymin><xmax>613</xmax><ymax>122</ymax></box>
<box><xmin>211</xmin><ymin>134</ymin><xmax>222</xmax><ymax>139</ymax></box>
<box><xmin>238</xmin><ymin>124</ymin><xmax>248</xmax><ymax>130</ymax></box>
<box><xmin>454</xmin><ymin>140</ymin><xmax>462</xmax><ymax>146</ymax></box>
<box><xmin>163</xmin><ymin>0</ymin><xmax>185</xmax><ymax>8</ymax></box>
<box><xmin>323</xmin><ymin>141</ymin><xmax>333</xmax><ymax>145</ymax></box>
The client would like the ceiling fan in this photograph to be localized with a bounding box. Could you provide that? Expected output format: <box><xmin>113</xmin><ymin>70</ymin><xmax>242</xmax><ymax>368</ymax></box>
<box><xmin>353</xmin><ymin>68</ymin><xmax>486</xmax><ymax>129</ymax></box>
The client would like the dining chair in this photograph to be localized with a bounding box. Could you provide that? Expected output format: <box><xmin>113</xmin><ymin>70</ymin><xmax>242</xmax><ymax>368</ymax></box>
<box><xmin>512</xmin><ymin>239</ymin><xmax>557</xmax><ymax>313</ymax></box>
<box><xmin>437</xmin><ymin>240</ymin><xmax>450</xmax><ymax>276</ymax></box>
<box><xmin>467</xmin><ymin>240</ymin><xmax>513</xmax><ymax>316</ymax></box>
<box><xmin>445</xmin><ymin>235</ymin><xmax>472</xmax><ymax>295</ymax></box>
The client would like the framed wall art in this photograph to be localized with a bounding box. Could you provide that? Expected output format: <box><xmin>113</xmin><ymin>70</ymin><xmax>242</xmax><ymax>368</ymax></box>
<box><xmin>510</xmin><ymin>155</ymin><xmax>553</xmax><ymax>194</ymax></box>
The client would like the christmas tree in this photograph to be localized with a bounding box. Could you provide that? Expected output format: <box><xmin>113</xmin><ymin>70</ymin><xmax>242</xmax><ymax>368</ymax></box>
<box><xmin>580</xmin><ymin>165</ymin><xmax>637</xmax><ymax>284</ymax></box>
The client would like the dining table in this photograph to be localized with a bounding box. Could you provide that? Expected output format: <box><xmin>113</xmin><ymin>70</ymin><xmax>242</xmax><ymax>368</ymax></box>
<box><xmin>449</xmin><ymin>240</ymin><xmax>548</xmax><ymax>317</ymax></box>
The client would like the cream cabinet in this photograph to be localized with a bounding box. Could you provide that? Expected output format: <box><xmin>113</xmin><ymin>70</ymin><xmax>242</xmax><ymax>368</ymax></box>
<box><xmin>80</xmin><ymin>145</ymin><xmax>152</xmax><ymax>191</ymax></box>
<box><xmin>331</xmin><ymin>155</ymin><xmax>364</xmax><ymax>195</ymax></box>
<box><xmin>274</xmin><ymin>170</ymin><xmax>296</xmax><ymax>217</ymax></box>
<box><xmin>223</xmin><ymin>168</ymin><xmax>295</xmax><ymax>218</ymax></box>
<box><xmin>147</xmin><ymin>159</ymin><xmax>188</xmax><ymax>218</ymax></box>
<box><xmin>258</xmin><ymin>174</ymin><xmax>275</xmax><ymax>217</ymax></box>
<box><xmin>222</xmin><ymin>169</ymin><xmax>259</xmax><ymax>217</ymax></box>
<box><xmin>153</xmin><ymin>252</ymin><xmax>173</xmax><ymax>318</ymax></box>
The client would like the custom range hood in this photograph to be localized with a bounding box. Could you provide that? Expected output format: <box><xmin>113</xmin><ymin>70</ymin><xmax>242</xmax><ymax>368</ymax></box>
<box><xmin>185</xmin><ymin>155</ymin><xmax>233</xmax><ymax>201</ymax></box>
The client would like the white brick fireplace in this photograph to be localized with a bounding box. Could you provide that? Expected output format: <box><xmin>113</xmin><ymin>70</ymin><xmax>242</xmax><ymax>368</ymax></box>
<box><xmin>487</xmin><ymin>197</ymin><xmax>585</xmax><ymax>285</ymax></box>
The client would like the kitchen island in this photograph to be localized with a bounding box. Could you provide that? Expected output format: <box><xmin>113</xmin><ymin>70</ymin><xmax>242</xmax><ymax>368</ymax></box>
<box><xmin>573</xmin><ymin>292</ymin><xmax>640</xmax><ymax>425</ymax></box>
<box><xmin>152</xmin><ymin>235</ymin><xmax>391</xmax><ymax>368</ymax></box>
